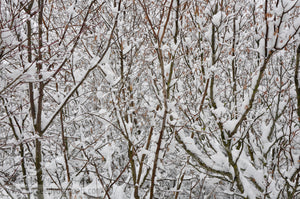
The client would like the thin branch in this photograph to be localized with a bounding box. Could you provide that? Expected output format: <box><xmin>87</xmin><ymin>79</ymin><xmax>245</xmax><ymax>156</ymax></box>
<box><xmin>42</xmin><ymin>1</ymin><xmax>122</xmax><ymax>133</ymax></box>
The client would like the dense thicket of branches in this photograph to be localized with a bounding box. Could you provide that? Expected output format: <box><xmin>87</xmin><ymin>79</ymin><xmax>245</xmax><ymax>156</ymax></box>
<box><xmin>0</xmin><ymin>0</ymin><xmax>299</xmax><ymax>198</ymax></box>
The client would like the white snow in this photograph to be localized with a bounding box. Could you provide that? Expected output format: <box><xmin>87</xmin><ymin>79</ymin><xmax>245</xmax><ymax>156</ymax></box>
<box><xmin>111</xmin><ymin>184</ymin><xmax>126</xmax><ymax>199</ymax></box>
<box><xmin>223</xmin><ymin>119</ymin><xmax>238</xmax><ymax>132</ymax></box>
<box><xmin>101</xmin><ymin>143</ymin><xmax>115</xmax><ymax>178</ymax></box>
<box><xmin>212</xmin><ymin>11</ymin><xmax>222</xmax><ymax>27</ymax></box>
<box><xmin>67</xmin><ymin>2</ymin><xmax>76</xmax><ymax>16</ymax></box>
